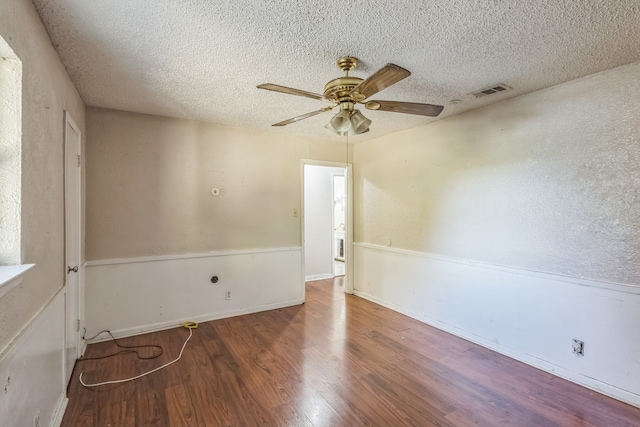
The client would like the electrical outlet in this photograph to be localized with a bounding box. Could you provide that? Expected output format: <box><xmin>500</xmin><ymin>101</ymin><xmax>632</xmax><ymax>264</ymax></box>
<box><xmin>34</xmin><ymin>410</ymin><xmax>40</xmax><ymax>427</ymax></box>
<box><xmin>293</xmin><ymin>208</ymin><xmax>298</xmax><ymax>218</ymax></box>
<box><xmin>572</xmin><ymin>339</ymin><xmax>584</xmax><ymax>356</ymax></box>
<box><xmin>225</xmin><ymin>291</ymin><xmax>231</xmax><ymax>300</ymax></box>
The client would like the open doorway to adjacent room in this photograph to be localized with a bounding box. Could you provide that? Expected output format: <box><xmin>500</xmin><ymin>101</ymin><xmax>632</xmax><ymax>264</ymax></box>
<box><xmin>302</xmin><ymin>160</ymin><xmax>352</xmax><ymax>292</ymax></box>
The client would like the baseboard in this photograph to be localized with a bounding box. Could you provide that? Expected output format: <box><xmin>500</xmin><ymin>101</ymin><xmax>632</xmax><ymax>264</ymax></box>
<box><xmin>49</xmin><ymin>394</ymin><xmax>68</xmax><ymax>427</ymax></box>
<box><xmin>90</xmin><ymin>298</ymin><xmax>305</xmax><ymax>342</ymax></box>
<box><xmin>353</xmin><ymin>243</ymin><xmax>640</xmax><ymax>408</ymax></box>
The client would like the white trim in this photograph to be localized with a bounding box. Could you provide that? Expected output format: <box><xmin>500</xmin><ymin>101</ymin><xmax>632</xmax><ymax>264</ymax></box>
<box><xmin>299</xmin><ymin>160</ymin><xmax>305</xmax><ymax>301</ymax></box>
<box><xmin>78</xmin><ymin>262</ymin><xmax>87</xmax><ymax>357</ymax></box>
<box><xmin>85</xmin><ymin>246</ymin><xmax>302</xmax><ymax>267</ymax></box>
<box><xmin>0</xmin><ymin>264</ymin><xmax>35</xmax><ymax>299</ymax></box>
<box><xmin>344</xmin><ymin>164</ymin><xmax>353</xmax><ymax>294</ymax></box>
<box><xmin>89</xmin><ymin>298</ymin><xmax>305</xmax><ymax>342</ymax></box>
<box><xmin>354</xmin><ymin>289</ymin><xmax>640</xmax><ymax>409</ymax></box>
<box><xmin>301</xmin><ymin>159</ymin><xmax>351</xmax><ymax>168</ymax></box>
<box><xmin>49</xmin><ymin>395</ymin><xmax>68</xmax><ymax>427</ymax></box>
<box><xmin>354</xmin><ymin>242</ymin><xmax>640</xmax><ymax>294</ymax></box>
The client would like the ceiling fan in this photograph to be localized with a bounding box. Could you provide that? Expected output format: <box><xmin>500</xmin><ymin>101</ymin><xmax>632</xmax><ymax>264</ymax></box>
<box><xmin>257</xmin><ymin>57</ymin><xmax>444</xmax><ymax>136</ymax></box>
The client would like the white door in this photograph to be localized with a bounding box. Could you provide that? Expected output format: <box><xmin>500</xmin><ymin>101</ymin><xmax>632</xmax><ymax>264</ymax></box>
<box><xmin>64</xmin><ymin>112</ymin><xmax>82</xmax><ymax>385</ymax></box>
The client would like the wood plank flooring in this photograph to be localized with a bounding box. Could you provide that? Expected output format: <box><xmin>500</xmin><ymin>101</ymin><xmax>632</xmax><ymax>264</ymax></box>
<box><xmin>62</xmin><ymin>278</ymin><xmax>640</xmax><ymax>426</ymax></box>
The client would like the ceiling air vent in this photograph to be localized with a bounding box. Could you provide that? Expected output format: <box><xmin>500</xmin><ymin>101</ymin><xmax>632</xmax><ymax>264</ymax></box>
<box><xmin>471</xmin><ymin>84</ymin><xmax>511</xmax><ymax>98</ymax></box>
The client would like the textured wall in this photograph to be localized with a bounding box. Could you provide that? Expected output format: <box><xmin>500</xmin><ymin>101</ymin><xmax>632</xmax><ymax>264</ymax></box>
<box><xmin>86</xmin><ymin>108</ymin><xmax>352</xmax><ymax>260</ymax></box>
<box><xmin>354</xmin><ymin>61</ymin><xmax>640</xmax><ymax>285</ymax></box>
<box><xmin>0</xmin><ymin>0</ymin><xmax>85</xmax><ymax>351</ymax></box>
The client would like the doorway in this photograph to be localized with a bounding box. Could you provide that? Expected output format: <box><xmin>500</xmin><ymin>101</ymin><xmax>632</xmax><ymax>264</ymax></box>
<box><xmin>302</xmin><ymin>160</ymin><xmax>353</xmax><ymax>293</ymax></box>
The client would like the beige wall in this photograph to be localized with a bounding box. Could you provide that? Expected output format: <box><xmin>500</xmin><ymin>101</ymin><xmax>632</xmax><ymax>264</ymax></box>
<box><xmin>86</xmin><ymin>108</ymin><xmax>352</xmax><ymax>260</ymax></box>
<box><xmin>354</xmin><ymin>61</ymin><xmax>640</xmax><ymax>285</ymax></box>
<box><xmin>0</xmin><ymin>0</ymin><xmax>85</xmax><ymax>350</ymax></box>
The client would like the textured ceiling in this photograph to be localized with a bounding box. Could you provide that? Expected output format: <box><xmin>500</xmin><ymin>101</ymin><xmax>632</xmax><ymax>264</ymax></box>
<box><xmin>33</xmin><ymin>0</ymin><xmax>640</xmax><ymax>142</ymax></box>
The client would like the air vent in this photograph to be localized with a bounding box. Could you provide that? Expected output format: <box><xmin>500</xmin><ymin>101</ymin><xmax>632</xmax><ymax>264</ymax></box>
<box><xmin>471</xmin><ymin>84</ymin><xmax>511</xmax><ymax>98</ymax></box>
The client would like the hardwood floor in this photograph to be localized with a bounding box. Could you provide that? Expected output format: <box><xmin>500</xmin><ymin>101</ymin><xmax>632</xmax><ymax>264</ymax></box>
<box><xmin>63</xmin><ymin>278</ymin><xmax>640</xmax><ymax>426</ymax></box>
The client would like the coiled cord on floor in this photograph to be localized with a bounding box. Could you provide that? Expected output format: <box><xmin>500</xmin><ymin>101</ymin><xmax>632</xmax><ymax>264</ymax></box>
<box><xmin>79</xmin><ymin>329</ymin><xmax>164</xmax><ymax>361</ymax></box>
<box><xmin>79</xmin><ymin>322</ymin><xmax>197</xmax><ymax>388</ymax></box>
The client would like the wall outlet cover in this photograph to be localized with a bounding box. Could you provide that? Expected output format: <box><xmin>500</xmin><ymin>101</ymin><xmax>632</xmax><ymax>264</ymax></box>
<box><xmin>572</xmin><ymin>339</ymin><xmax>585</xmax><ymax>356</ymax></box>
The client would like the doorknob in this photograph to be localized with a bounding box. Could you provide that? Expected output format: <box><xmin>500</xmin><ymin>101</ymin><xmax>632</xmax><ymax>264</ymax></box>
<box><xmin>67</xmin><ymin>266</ymin><xmax>78</xmax><ymax>273</ymax></box>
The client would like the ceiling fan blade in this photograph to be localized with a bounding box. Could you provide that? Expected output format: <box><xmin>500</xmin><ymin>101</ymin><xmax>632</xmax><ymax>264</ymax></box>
<box><xmin>365</xmin><ymin>100</ymin><xmax>444</xmax><ymax>117</ymax></box>
<box><xmin>272</xmin><ymin>106</ymin><xmax>335</xmax><ymax>126</ymax></box>
<box><xmin>350</xmin><ymin>64</ymin><xmax>411</xmax><ymax>100</ymax></box>
<box><xmin>257</xmin><ymin>83</ymin><xmax>327</xmax><ymax>101</ymax></box>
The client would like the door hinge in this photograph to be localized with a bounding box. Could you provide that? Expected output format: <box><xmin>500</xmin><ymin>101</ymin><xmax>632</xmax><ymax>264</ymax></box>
<box><xmin>77</xmin><ymin>319</ymin><xmax>81</xmax><ymax>332</ymax></box>
<box><xmin>77</xmin><ymin>154</ymin><xmax>81</xmax><ymax>167</ymax></box>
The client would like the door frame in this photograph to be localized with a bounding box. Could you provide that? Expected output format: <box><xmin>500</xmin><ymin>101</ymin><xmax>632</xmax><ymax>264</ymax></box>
<box><xmin>63</xmin><ymin>111</ymin><xmax>83</xmax><ymax>385</ymax></box>
<box><xmin>300</xmin><ymin>159</ymin><xmax>353</xmax><ymax>295</ymax></box>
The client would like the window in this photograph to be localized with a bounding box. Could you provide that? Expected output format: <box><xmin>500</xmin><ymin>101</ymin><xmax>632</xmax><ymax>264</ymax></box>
<box><xmin>0</xmin><ymin>35</ymin><xmax>31</xmax><ymax>297</ymax></box>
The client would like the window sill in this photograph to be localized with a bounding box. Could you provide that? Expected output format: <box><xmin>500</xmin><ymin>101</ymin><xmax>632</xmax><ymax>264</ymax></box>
<box><xmin>0</xmin><ymin>264</ymin><xmax>35</xmax><ymax>299</ymax></box>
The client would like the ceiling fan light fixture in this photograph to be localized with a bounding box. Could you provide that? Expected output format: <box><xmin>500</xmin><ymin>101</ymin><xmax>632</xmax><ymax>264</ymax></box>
<box><xmin>350</xmin><ymin>110</ymin><xmax>371</xmax><ymax>134</ymax></box>
<box><xmin>327</xmin><ymin>109</ymin><xmax>352</xmax><ymax>133</ymax></box>
<box><xmin>325</xmin><ymin>108</ymin><xmax>371</xmax><ymax>136</ymax></box>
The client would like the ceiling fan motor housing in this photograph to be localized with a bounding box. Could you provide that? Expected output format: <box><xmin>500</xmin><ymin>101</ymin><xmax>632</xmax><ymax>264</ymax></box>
<box><xmin>323</xmin><ymin>76</ymin><xmax>363</xmax><ymax>101</ymax></box>
<box><xmin>323</xmin><ymin>56</ymin><xmax>363</xmax><ymax>103</ymax></box>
